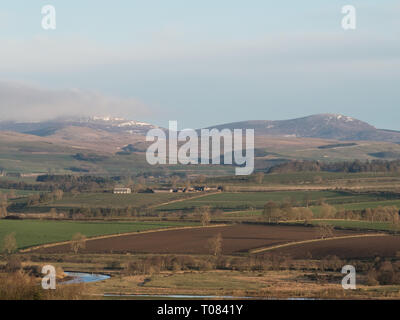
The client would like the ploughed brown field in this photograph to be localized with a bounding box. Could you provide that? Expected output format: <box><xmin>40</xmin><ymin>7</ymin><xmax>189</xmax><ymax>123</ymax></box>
<box><xmin>257</xmin><ymin>235</ymin><xmax>400</xmax><ymax>259</ymax></box>
<box><xmin>36</xmin><ymin>224</ymin><xmax>360</xmax><ymax>255</ymax></box>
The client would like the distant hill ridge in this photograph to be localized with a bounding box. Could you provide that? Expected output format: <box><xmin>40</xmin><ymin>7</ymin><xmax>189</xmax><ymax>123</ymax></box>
<box><xmin>205</xmin><ymin>114</ymin><xmax>400</xmax><ymax>143</ymax></box>
<box><xmin>0</xmin><ymin>116</ymin><xmax>158</xmax><ymax>137</ymax></box>
<box><xmin>1</xmin><ymin>114</ymin><xmax>400</xmax><ymax>174</ymax></box>
<box><xmin>1</xmin><ymin>114</ymin><xmax>400</xmax><ymax>143</ymax></box>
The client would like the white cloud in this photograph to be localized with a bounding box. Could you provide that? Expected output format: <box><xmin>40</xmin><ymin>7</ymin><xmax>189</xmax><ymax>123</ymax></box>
<box><xmin>0</xmin><ymin>35</ymin><xmax>121</xmax><ymax>72</ymax></box>
<box><xmin>0</xmin><ymin>29</ymin><xmax>399</xmax><ymax>76</ymax></box>
<box><xmin>0</xmin><ymin>80</ymin><xmax>152</xmax><ymax>121</ymax></box>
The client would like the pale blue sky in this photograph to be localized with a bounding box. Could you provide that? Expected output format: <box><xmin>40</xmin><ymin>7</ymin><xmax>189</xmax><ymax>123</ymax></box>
<box><xmin>0</xmin><ymin>1</ymin><xmax>399</xmax><ymax>129</ymax></box>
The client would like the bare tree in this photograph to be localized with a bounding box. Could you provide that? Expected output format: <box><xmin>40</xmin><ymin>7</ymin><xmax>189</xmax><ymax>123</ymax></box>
<box><xmin>2</xmin><ymin>232</ymin><xmax>17</xmax><ymax>254</ymax></box>
<box><xmin>263</xmin><ymin>201</ymin><xmax>282</xmax><ymax>223</ymax></box>
<box><xmin>313</xmin><ymin>175</ymin><xmax>323</xmax><ymax>184</ymax></box>
<box><xmin>131</xmin><ymin>183</ymin><xmax>142</xmax><ymax>193</ymax></box>
<box><xmin>296</xmin><ymin>207</ymin><xmax>313</xmax><ymax>221</ymax></box>
<box><xmin>208</xmin><ymin>233</ymin><xmax>223</xmax><ymax>256</ymax></box>
<box><xmin>201</xmin><ymin>210</ymin><xmax>211</xmax><ymax>226</ymax></box>
<box><xmin>0</xmin><ymin>192</ymin><xmax>7</xmax><ymax>203</ymax></box>
<box><xmin>138</xmin><ymin>177</ymin><xmax>146</xmax><ymax>187</ymax></box>
<box><xmin>71</xmin><ymin>233</ymin><xmax>87</xmax><ymax>254</ymax></box>
<box><xmin>49</xmin><ymin>208</ymin><xmax>58</xmax><ymax>219</ymax></box>
<box><xmin>0</xmin><ymin>194</ymin><xmax>8</xmax><ymax>218</ymax></box>
<box><xmin>303</xmin><ymin>194</ymin><xmax>312</xmax><ymax>207</ymax></box>
<box><xmin>8</xmin><ymin>190</ymin><xmax>16</xmax><ymax>199</ymax></box>
<box><xmin>170</xmin><ymin>176</ymin><xmax>180</xmax><ymax>188</ymax></box>
<box><xmin>391</xmin><ymin>213</ymin><xmax>400</xmax><ymax>232</ymax></box>
<box><xmin>54</xmin><ymin>189</ymin><xmax>64</xmax><ymax>201</ymax></box>
<box><xmin>254</xmin><ymin>172</ymin><xmax>265</xmax><ymax>184</ymax></box>
<box><xmin>197</xmin><ymin>175</ymin><xmax>206</xmax><ymax>184</ymax></box>
<box><xmin>0</xmin><ymin>206</ymin><xmax>6</xmax><ymax>218</ymax></box>
<box><xmin>320</xmin><ymin>203</ymin><xmax>336</xmax><ymax>218</ymax></box>
<box><xmin>184</xmin><ymin>179</ymin><xmax>191</xmax><ymax>189</ymax></box>
<box><xmin>316</xmin><ymin>223</ymin><xmax>334</xmax><ymax>239</ymax></box>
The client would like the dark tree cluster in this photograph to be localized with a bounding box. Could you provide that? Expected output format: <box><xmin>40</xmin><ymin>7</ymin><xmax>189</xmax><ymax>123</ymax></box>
<box><xmin>268</xmin><ymin>159</ymin><xmax>400</xmax><ymax>174</ymax></box>
<box><xmin>66</xmin><ymin>206</ymin><xmax>156</xmax><ymax>219</ymax></box>
<box><xmin>367</xmin><ymin>258</ymin><xmax>400</xmax><ymax>286</ymax></box>
<box><xmin>26</xmin><ymin>190</ymin><xmax>64</xmax><ymax>206</ymax></box>
<box><xmin>36</xmin><ymin>174</ymin><xmax>114</xmax><ymax>192</ymax></box>
<box><xmin>338</xmin><ymin>206</ymin><xmax>400</xmax><ymax>224</ymax></box>
<box><xmin>0</xmin><ymin>180</ymin><xmax>50</xmax><ymax>192</ymax></box>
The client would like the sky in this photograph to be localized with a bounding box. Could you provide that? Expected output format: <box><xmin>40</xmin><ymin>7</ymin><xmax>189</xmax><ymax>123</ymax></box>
<box><xmin>0</xmin><ymin>0</ymin><xmax>399</xmax><ymax>130</ymax></box>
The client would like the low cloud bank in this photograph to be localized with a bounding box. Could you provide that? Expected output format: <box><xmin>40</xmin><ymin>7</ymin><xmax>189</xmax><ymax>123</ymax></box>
<box><xmin>0</xmin><ymin>80</ymin><xmax>152</xmax><ymax>122</ymax></box>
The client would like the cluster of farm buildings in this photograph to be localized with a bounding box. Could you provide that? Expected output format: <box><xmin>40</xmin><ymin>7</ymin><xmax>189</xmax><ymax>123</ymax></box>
<box><xmin>113</xmin><ymin>186</ymin><xmax>222</xmax><ymax>194</ymax></box>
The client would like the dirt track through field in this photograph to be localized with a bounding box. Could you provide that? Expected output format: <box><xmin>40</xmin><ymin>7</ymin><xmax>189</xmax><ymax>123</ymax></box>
<box><xmin>249</xmin><ymin>233</ymin><xmax>388</xmax><ymax>254</ymax></box>
<box><xmin>21</xmin><ymin>224</ymin><xmax>226</xmax><ymax>253</ymax></box>
<box><xmin>150</xmin><ymin>192</ymin><xmax>220</xmax><ymax>209</ymax></box>
<box><xmin>256</xmin><ymin>235</ymin><xmax>400</xmax><ymax>259</ymax></box>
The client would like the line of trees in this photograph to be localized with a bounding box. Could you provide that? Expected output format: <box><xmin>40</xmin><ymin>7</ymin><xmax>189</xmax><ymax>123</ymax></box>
<box><xmin>26</xmin><ymin>190</ymin><xmax>63</xmax><ymax>206</ymax></box>
<box><xmin>269</xmin><ymin>159</ymin><xmax>400</xmax><ymax>174</ymax></box>
<box><xmin>263</xmin><ymin>201</ymin><xmax>313</xmax><ymax>223</ymax></box>
<box><xmin>65</xmin><ymin>206</ymin><xmax>157</xmax><ymax>219</ymax></box>
<box><xmin>0</xmin><ymin>192</ymin><xmax>8</xmax><ymax>218</ymax></box>
<box><xmin>0</xmin><ymin>180</ymin><xmax>51</xmax><ymax>192</ymax></box>
<box><xmin>339</xmin><ymin>206</ymin><xmax>400</xmax><ymax>224</ymax></box>
<box><xmin>367</xmin><ymin>259</ymin><xmax>400</xmax><ymax>285</ymax></box>
<box><xmin>315</xmin><ymin>203</ymin><xmax>399</xmax><ymax>224</ymax></box>
<box><xmin>36</xmin><ymin>175</ymin><xmax>114</xmax><ymax>192</ymax></box>
<box><xmin>262</xmin><ymin>199</ymin><xmax>400</xmax><ymax>227</ymax></box>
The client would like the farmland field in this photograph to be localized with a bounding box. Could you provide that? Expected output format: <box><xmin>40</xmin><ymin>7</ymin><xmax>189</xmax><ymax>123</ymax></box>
<box><xmin>334</xmin><ymin>200</ymin><xmax>400</xmax><ymax>211</ymax></box>
<box><xmin>208</xmin><ymin>171</ymin><xmax>400</xmax><ymax>185</ymax></box>
<box><xmin>307</xmin><ymin>219</ymin><xmax>398</xmax><ymax>232</ymax></box>
<box><xmin>0</xmin><ymin>220</ymin><xmax>196</xmax><ymax>250</ymax></box>
<box><xmin>216</xmin><ymin>212</ymin><xmax>400</xmax><ymax>233</ymax></box>
<box><xmin>156</xmin><ymin>190</ymin><xmax>399</xmax><ymax>211</ymax></box>
<box><xmin>309</xmin><ymin>200</ymin><xmax>400</xmax><ymax>217</ymax></box>
<box><xmin>36</xmin><ymin>224</ymin><xmax>361</xmax><ymax>255</ymax></box>
<box><xmin>257</xmin><ymin>235</ymin><xmax>400</xmax><ymax>259</ymax></box>
<box><xmin>0</xmin><ymin>188</ymin><xmax>42</xmax><ymax>197</ymax></box>
<box><xmin>33</xmin><ymin>192</ymin><xmax>195</xmax><ymax>210</ymax></box>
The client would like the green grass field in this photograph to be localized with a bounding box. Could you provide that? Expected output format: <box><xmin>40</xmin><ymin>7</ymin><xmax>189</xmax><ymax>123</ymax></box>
<box><xmin>0</xmin><ymin>220</ymin><xmax>196</xmax><ymax>250</ymax></box>
<box><xmin>0</xmin><ymin>188</ymin><xmax>42</xmax><ymax>197</ymax></box>
<box><xmin>335</xmin><ymin>200</ymin><xmax>400</xmax><ymax>211</ymax></box>
<box><xmin>0</xmin><ymin>139</ymin><xmax>235</xmax><ymax>175</ymax></box>
<box><xmin>33</xmin><ymin>192</ymin><xmax>195</xmax><ymax>210</ymax></box>
<box><xmin>208</xmin><ymin>171</ymin><xmax>400</xmax><ymax>185</ymax></box>
<box><xmin>156</xmin><ymin>190</ymin><xmax>396</xmax><ymax>211</ymax></box>
<box><xmin>309</xmin><ymin>200</ymin><xmax>400</xmax><ymax>217</ymax></box>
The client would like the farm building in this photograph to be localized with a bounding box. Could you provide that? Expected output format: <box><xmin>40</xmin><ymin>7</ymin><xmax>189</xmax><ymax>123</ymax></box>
<box><xmin>152</xmin><ymin>189</ymin><xmax>174</xmax><ymax>193</ymax></box>
<box><xmin>113</xmin><ymin>187</ymin><xmax>132</xmax><ymax>194</ymax></box>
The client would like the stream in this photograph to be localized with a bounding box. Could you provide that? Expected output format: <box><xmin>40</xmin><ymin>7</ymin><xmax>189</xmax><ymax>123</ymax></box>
<box><xmin>63</xmin><ymin>272</ymin><xmax>313</xmax><ymax>300</ymax></box>
<box><xmin>63</xmin><ymin>272</ymin><xmax>110</xmax><ymax>284</ymax></box>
